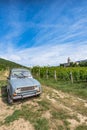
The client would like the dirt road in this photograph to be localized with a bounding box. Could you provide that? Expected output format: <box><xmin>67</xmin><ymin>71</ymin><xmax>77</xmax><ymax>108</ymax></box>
<box><xmin>0</xmin><ymin>85</ymin><xmax>87</xmax><ymax>130</ymax></box>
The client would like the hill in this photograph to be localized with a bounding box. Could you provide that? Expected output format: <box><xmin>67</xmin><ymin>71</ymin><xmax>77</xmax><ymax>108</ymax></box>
<box><xmin>0</xmin><ymin>58</ymin><xmax>25</xmax><ymax>70</ymax></box>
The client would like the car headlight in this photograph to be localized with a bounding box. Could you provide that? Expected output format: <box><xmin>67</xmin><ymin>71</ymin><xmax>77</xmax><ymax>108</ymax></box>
<box><xmin>34</xmin><ymin>86</ymin><xmax>40</xmax><ymax>92</ymax></box>
<box><xmin>15</xmin><ymin>88</ymin><xmax>21</xmax><ymax>93</ymax></box>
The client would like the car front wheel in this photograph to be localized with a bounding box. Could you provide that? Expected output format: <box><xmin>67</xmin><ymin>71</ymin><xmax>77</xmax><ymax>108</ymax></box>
<box><xmin>7</xmin><ymin>92</ymin><xmax>13</xmax><ymax>104</ymax></box>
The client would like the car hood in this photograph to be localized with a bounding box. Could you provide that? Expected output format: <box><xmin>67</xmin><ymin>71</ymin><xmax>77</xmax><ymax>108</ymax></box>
<box><xmin>10</xmin><ymin>78</ymin><xmax>40</xmax><ymax>89</ymax></box>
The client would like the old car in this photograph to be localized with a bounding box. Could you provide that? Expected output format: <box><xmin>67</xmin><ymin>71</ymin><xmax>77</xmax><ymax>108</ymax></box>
<box><xmin>7</xmin><ymin>68</ymin><xmax>42</xmax><ymax>104</ymax></box>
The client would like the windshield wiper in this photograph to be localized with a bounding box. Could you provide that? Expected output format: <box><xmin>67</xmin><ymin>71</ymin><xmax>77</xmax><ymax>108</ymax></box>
<box><xmin>20</xmin><ymin>73</ymin><xmax>28</xmax><ymax>78</ymax></box>
<box><xmin>14</xmin><ymin>73</ymin><xmax>24</xmax><ymax>78</ymax></box>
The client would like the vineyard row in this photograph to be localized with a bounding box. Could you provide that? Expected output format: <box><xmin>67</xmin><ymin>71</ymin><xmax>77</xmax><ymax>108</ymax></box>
<box><xmin>32</xmin><ymin>67</ymin><xmax>87</xmax><ymax>82</ymax></box>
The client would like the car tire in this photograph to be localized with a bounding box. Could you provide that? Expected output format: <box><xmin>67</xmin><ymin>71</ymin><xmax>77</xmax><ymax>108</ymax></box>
<box><xmin>8</xmin><ymin>92</ymin><xmax>13</xmax><ymax>104</ymax></box>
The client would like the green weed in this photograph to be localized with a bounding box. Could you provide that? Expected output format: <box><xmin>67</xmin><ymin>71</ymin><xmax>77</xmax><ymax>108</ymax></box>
<box><xmin>38</xmin><ymin>78</ymin><xmax>87</xmax><ymax>99</ymax></box>
<box><xmin>75</xmin><ymin>124</ymin><xmax>87</xmax><ymax>130</ymax></box>
<box><xmin>37</xmin><ymin>100</ymin><xmax>50</xmax><ymax>110</ymax></box>
<box><xmin>34</xmin><ymin>118</ymin><xmax>49</xmax><ymax>130</ymax></box>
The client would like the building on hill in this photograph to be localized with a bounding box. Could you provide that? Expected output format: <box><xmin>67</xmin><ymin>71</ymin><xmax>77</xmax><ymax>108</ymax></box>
<box><xmin>60</xmin><ymin>57</ymin><xmax>72</xmax><ymax>67</ymax></box>
<box><xmin>60</xmin><ymin>58</ymin><xmax>87</xmax><ymax>67</ymax></box>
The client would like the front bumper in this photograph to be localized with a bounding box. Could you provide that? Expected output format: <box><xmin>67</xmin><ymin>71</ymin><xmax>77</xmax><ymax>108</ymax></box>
<box><xmin>12</xmin><ymin>91</ymin><xmax>41</xmax><ymax>100</ymax></box>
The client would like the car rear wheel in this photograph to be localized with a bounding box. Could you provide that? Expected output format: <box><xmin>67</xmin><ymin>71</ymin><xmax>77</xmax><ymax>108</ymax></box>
<box><xmin>7</xmin><ymin>92</ymin><xmax>13</xmax><ymax>104</ymax></box>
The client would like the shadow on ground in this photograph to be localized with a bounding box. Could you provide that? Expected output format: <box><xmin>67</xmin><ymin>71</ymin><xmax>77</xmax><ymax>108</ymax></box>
<box><xmin>1</xmin><ymin>85</ymin><xmax>8</xmax><ymax>104</ymax></box>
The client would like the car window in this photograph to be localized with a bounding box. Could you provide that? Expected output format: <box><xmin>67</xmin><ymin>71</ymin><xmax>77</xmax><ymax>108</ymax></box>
<box><xmin>11</xmin><ymin>71</ymin><xmax>32</xmax><ymax>78</ymax></box>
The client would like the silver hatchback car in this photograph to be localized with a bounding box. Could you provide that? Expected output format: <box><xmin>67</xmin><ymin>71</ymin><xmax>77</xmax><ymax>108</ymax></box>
<box><xmin>7</xmin><ymin>68</ymin><xmax>42</xmax><ymax>104</ymax></box>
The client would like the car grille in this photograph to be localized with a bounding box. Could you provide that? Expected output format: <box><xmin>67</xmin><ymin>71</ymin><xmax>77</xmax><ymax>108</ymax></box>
<box><xmin>21</xmin><ymin>86</ymin><xmax>35</xmax><ymax>91</ymax></box>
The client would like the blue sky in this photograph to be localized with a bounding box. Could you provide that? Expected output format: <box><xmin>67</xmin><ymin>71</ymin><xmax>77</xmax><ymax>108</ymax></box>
<box><xmin>0</xmin><ymin>0</ymin><xmax>87</xmax><ymax>66</ymax></box>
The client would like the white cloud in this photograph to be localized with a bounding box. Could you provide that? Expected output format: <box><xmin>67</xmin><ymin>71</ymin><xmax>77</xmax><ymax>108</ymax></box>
<box><xmin>0</xmin><ymin>42</ymin><xmax>87</xmax><ymax>67</ymax></box>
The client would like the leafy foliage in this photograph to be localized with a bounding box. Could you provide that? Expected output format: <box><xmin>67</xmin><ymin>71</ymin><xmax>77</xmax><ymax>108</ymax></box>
<box><xmin>32</xmin><ymin>66</ymin><xmax>87</xmax><ymax>82</ymax></box>
<box><xmin>0</xmin><ymin>58</ymin><xmax>26</xmax><ymax>70</ymax></box>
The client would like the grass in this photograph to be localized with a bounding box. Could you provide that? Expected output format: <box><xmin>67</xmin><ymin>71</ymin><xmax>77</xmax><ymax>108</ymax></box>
<box><xmin>58</xmin><ymin>125</ymin><xmax>64</xmax><ymax>130</ymax></box>
<box><xmin>4</xmin><ymin>104</ymin><xmax>71</xmax><ymax>130</ymax></box>
<box><xmin>37</xmin><ymin>78</ymin><xmax>87</xmax><ymax>99</ymax></box>
<box><xmin>4</xmin><ymin>110</ymin><xmax>21</xmax><ymax>124</ymax></box>
<box><xmin>0</xmin><ymin>80</ymin><xmax>7</xmax><ymax>88</ymax></box>
<box><xmin>51</xmin><ymin>110</ymin><xmax>71</xmax><ymax>130</ymax></box>
<box><xmin>37</xmin><ymin>100</ymin><xmax>50</xmax><ymax>110</ymax></box>
<box><xmin>4</xmin><ymin>104</ymin><xmax>49</xmax><ymax>130</ymax></box>
<box><xmin>4</xmin><ymin>98</ymin><xmax>71</xmax><ymax>130</ymax></box>
<box><xmin>34</xmin><ymin>118</ymin><xmax>49</xmax><ymax>130</ymax></box>
<box><xmin>0</xmin><ymin>80</ymin><xmax>7</xmax><ymax>97</ymax></box>
<box><xmin>75</xmin><ymin>124</ymin><xmax>87</xmax><ymax>130</ymax></box>
<box><xmin>52</xmin><ymin>111</ymin><xmax>71</xmax><ymax>120</ymax></box>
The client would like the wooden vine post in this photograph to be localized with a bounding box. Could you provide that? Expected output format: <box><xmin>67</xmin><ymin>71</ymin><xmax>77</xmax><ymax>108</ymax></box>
<box><xmin>70</xmin><ymin>71</ymin><xmax>73</xmax><ymax>83</ymax></box>
<box><xmin>54</xmin><ymin>70</ymin><xmax>57</xmax><ymax>81</ymax></box>
<box><xmin>46</xmin><ymin>69</ymin><xmax>48</xmax><ymax>79</ymax></box>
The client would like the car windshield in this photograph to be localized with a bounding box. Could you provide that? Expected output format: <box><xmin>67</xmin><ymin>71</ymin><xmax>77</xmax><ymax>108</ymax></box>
<box><xmin>11</xmin><ymin>70</ymin><xmax>32</xmax><ymax>78</ymax></box>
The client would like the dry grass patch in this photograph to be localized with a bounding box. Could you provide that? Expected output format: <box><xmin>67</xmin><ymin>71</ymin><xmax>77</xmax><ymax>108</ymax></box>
<box><xmin>0</xmin><ymin>118</ymin><xmax>34</xmax><ymax>130</ymax></box>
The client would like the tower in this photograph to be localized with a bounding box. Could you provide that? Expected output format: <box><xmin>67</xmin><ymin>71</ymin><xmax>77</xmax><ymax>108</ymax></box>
<box><xmin>67</xmin><ymin>57</ymin><xmax>71</xmax><ymax>63</ymax></box>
